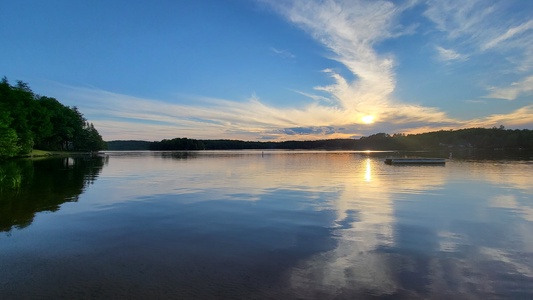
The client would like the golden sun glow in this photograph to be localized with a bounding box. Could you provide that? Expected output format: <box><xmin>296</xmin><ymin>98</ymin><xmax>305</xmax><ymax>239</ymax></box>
<box><xmin>361</xmin><ymin>115</ymin><xmax>375</xmax><ymax>124</ymax></box>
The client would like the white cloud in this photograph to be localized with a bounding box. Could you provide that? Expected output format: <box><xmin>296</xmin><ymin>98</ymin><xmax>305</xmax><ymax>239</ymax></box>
<box><xmin>263</xmin><ymin>0</ymin><xmax>456</xmax><ymax>122</ymax></box>
<box><xmin>424</xmin><ymin>0</ymin><xmax>533</xmax><ymax>112</ymax></box>
<box><xmin>465</xmin><ymin>105</ymin><xmax>533</xmax><ymax>128</ymax></box>
<box><xmin>267</xmin><ymin>0</ymin><xmax>400</xmax><ymax>104</ymax></box>
<box><xmin>435</xmin><ymin>46</ymin><xmax>468</xmax><ymax>61</ymax></box>
<box><xmin>485</xmin><ymin>75</ymin><xmax>533</xmax><ymax>100</ymax></box>
<box><xmin>424</xmin><ymin>0</ymin><xmax>533</xmax><ymax>73</ymax></box>
<box><xmin>424</xmin><ymin>0</ymin><xmax>496</xmax><ymax>40</ymax></box>
<box><xmin>51</xmin><ymin>78</ymin><xmax>533</xmax><ymax>142</ymax></box>
<box><xmin>482</xmin><ymin>20</ymin><xmax>533</xmax><ymax>51</ymax></box>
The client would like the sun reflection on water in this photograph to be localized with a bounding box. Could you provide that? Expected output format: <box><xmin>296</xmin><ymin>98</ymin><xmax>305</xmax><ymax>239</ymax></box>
<box><xmin>364</xmin><ymin>158</ymin><xmax>372</xmax><ymax>182</ymax></box>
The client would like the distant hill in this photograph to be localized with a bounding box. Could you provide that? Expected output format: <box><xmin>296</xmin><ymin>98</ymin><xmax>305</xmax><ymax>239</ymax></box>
<box><xmin>106</xmin><ymin>140</ymin><xmax>152</xmax><ymax>150</ymax></box>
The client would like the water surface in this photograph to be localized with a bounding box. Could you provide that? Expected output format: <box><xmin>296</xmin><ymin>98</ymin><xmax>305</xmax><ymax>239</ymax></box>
<box><xmin>1</xmin><ymin>151</ymin><xmax>532</xmax><ymax>299</ymax></box>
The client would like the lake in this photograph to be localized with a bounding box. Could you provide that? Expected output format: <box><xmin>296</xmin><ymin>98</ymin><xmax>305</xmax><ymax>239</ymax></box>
<box><xmin>1</xmin><ymin>150</ymin><xmax>532</xmax><ymax>299</ymax></box>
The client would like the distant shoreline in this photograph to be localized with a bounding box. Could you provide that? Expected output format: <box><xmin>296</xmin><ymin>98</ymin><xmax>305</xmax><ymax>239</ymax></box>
<box><xmin>106</xmin><ymin>128</ymin><xmax>533</xmax><ymax>151</ymax></box>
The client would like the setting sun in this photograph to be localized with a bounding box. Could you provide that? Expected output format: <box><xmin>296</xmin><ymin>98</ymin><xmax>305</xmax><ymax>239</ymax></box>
<box><xmin>362</xmin><ymin>115</ymin><xmax>375</xmax><ymax>124</ymax></box>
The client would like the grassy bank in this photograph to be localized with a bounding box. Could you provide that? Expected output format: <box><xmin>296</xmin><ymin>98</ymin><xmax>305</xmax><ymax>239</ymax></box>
<box><xmin>17</xmin><ymin>149</ymin><xmax>90</xmax><ymax>159</ymax></box>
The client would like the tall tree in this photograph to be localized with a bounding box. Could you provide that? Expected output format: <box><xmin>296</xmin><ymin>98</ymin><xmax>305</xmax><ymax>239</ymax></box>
<box><xmin>0</xmin><ymin>79</ymin><xmax>35</xmax><ymax>153</ymax></box>
<box><xmin>74</xmin><ymin>122</ymin><xmax>106</xmax><ymax>151</ymax></box>
<box><xmin>0</xmin><ymin>112</ymin><xmax>20</xmax><ymax>158</ymax></box>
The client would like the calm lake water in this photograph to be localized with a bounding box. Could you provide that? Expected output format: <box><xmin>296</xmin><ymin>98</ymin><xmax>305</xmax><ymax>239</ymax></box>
<box><xmin>1</xmin><ymin>151</ymin><xmax>532</xmax><ymax>299</ymax></box>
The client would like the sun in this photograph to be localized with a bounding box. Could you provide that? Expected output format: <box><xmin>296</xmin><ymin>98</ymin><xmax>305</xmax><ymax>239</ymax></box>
<box><xmin>361</xmin><ymin>115</ymin><xmax>375</xmax><ymax>124</ymax></box>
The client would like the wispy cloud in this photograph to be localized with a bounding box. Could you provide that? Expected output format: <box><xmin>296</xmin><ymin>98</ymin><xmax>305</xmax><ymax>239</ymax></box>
<box><xmin>53</xmin><ymin>84</ymin><xmax>365</xmax><ymax>140</ymax></box>
<box><xmin>270</xmin><ymin>47</ymin><xmax>295</xmax><ymax>59</ymax></box>
<box><xmin>424</xmin><ymin>0</ymin><xmax>533</xmax><ymax>102</ymax></box>
<box><xmin>424</xmin><ymin>0</ymin><xmax>496</xmax><ymax>40</ymax></box>
<box><xmin>482</xmin><ymin>20</ymin><xmax>533</xmax><ymax>51</ymax></box>
<box><xmin>465</xmin><ymin>99</ymin><xmax>487</xmax><ymax>104</ymax></box>
<box><xmin>485</xmin><ymin>76</ymin><xmax>533</xmax><ymax>100</ymax></box>
<box><xmin>465</xmin><ymin>105</ymin><xmax>533</xmax><ymax>128</ymax></box>
<box><xmin>264</xmin><ymin>0</ymin><xmax>446</xmax><ymax>117</ymax></box>
<box><xmin>52</xmin><ymin>81</ymin><xmax>459</xmax><ymax>141</ymax></box>
<box><xmin>52</xmin><ymin>79</ymin><xmax>533</xmax><ymax>141</ymax></box>
<box><xmin>270</xmin><ymin>0</ymin><xmax>399</xmax><ymax>105</ymax></box>
<box><xmin>435</xmin><ymin>46</ymin><xmax>468</xmax><ymax>62</ymax></box>
<box><xmin>423</xmin><ymin>1</ymin><xmax>533</xmax><ymax>64</ymax></box>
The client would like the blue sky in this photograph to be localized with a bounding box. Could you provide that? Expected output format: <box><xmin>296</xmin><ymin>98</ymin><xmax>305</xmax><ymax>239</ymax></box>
<box><xmin>1</xmin><ymin>0</ymin><xmax>532</xmax><ymax>141</ymax></box>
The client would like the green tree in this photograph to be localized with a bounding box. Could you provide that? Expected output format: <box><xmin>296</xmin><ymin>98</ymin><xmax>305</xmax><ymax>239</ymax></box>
<box><xmin>74</xmin><ymin>122</ymin><xmax>106</xmax><ymax>151</ymax></box>
<box><xmin>0</xmin><ymin>79</ymin><xmax>35</xmax><ymax>153</ymax></box>
<box><xmin>0</xmin><ymin>112</ymin><xmax>20</xmax><ymax>159</ymax></box>
<box><xmin>1</xmin><ymin>77</ymin><xmax>106</xmax><ymax>153</ymax></box>
<box><xmin>36</xmin><ymin>98</ymin><xmax>84</xmax><ymax>150</ymax></box>
<box><xmin>28</xmin><ymin>100</ymin><xmax>53</xmax><ymax>147</ymax></box>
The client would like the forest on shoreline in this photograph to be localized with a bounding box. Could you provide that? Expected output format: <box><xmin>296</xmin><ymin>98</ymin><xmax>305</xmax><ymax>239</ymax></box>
<box><xmin>108</xmin><ymin>127</ymin><xmax>533</xmax><ymax>151</ymax></box>
<box><xmin>0</xmin><ymin>78</ymin><xmax>106</xmax><ymax>159</ymax></box>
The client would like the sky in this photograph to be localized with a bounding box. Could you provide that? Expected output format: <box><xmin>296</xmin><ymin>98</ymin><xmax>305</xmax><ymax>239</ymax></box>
<box><xmin>1</xmin><ymin>0</ymin><xmax>533</xmax><ymax>141</ymax></box>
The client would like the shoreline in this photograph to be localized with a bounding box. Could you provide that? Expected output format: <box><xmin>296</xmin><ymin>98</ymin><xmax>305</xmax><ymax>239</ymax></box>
<box><xmin>14</xmin><ymin>150</ymin><xmax>94</xmax><ymax>159</ymax></box>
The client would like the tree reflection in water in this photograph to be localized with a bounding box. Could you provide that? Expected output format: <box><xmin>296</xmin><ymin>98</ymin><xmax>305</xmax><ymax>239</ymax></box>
<box><xmin>0</xmin><ymin>156</ymin><xmax>106</xmax><ymax>232</ymax></box>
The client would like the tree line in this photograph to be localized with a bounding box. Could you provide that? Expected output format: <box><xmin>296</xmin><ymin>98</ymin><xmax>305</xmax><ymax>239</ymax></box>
<box><xmin>0</xmin><ymin>77</ymin><xmax>106</xmax><ymax>159</ymax></box>
<box><xmin>145</xmin><ymin>138</ymin><xmax>357</xmax><ymax>150</ymax></box>
<box><xmin>110</xmin><ymin>127</ymin><xmax>533</xmax><ymax>151</ymax></box>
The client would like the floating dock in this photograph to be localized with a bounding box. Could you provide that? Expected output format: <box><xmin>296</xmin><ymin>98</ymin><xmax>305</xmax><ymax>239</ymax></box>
<box><xmin>384</xmin><ymin>158</ymin><xmax>446</xmax><ymax>165</ymax></box>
